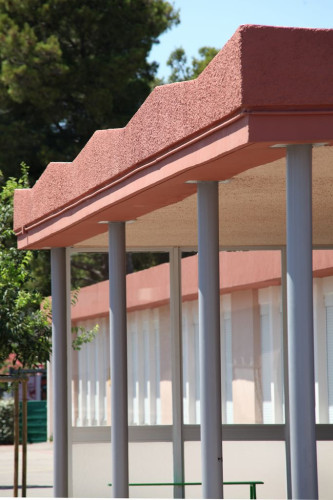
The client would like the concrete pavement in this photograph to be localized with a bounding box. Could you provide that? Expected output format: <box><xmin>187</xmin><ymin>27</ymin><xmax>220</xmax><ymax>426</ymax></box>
<box><xmin>0</xmin><ymin>442</ymin><xmax>53</xmax><ymax>498</ymax></box>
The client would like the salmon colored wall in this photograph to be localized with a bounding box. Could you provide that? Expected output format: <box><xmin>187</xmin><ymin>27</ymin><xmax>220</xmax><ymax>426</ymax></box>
<box><xmin>71</xmin><ymin>250</ymin><xmax>333</xmax><ymax>322</ymax></box>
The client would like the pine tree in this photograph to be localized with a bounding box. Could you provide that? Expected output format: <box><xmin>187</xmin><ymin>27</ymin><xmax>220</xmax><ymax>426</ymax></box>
<box><xmin>0</xmin><ymin>0</ymin><xmax>179</xmax><ymax>180</ymax></box>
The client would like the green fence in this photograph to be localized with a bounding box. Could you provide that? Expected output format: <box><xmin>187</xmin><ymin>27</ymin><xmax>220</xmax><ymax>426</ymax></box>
<box><xmin>19</xmin><ymin>401</ymin><xmax>47</xmax><ymax>443</ymax></box>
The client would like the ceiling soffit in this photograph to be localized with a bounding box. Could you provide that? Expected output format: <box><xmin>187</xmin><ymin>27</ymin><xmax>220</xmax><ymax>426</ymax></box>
<box><xmin>76</xmin><ymin>146</ymin><xmax>333</xmax><ymax>249</ymax></box>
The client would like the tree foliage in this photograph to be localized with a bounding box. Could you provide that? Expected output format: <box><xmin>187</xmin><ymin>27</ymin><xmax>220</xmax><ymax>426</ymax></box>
<box><xmin>0</xmin><ymin>0</ymin><xmax>179</xmax><ymax>180</ymax></box>
<box><xmin>70</xmin><ymin>251</ymin><xmax>169</xmax><ymax>289</ymax></box>
<box><xmin>157</xmin><ymin>46</ymin><xmax>219</xmax><ymax>85</ymax></box>
<box><xmin>0</xmin><ymin>399</ymin><xmax>14</xmax><ymax>444</ymax></box>
<box><xmin>71</xmin><ymin>324</ymin><xmax>99</xmax><ymax>351</ymax></box>
<box><xmin>0</xmin><ymin>165</ymin><xmax>51</xmax><ymax>369</ymax></box>
<box><xmin>0</xmin><ymin>166</ymin><xmax>99</xmax><ymax>369</ymax></box>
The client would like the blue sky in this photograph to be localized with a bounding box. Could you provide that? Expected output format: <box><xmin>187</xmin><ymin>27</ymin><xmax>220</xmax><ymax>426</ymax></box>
<box><xmin>149</xmin><ymin>0</ymin><xmax>333</xmax><ymax>79</ymax></box>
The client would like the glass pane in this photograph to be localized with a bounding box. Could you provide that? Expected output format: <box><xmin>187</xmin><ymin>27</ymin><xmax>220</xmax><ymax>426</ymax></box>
<box><xmin>70</xmin><ymin>252</ymin><xmax>110</xmax><ymax>427</ymax></box>
<box><xmin>126</xmin><ymin>252</ymin><xmax>171</xmax><ymax>426</ymax></box>
<box><xmin>71</xmin><ymin>271</ymin><xmax>110</xmax><ymax>427</ymax></box>
<box><xmin>181</xmin><ymin>250</ymin><xmax>284</xmax><ymax>425</ymax></box>
<box><xmin>71</xmin><ymin>251</ymin><xmax>172</xmax><ymax>427</ymax></box>
<box><xmin>313</xmin><ymin>249</ymin><xmax>333</xmax><ymax>423</ymax></box>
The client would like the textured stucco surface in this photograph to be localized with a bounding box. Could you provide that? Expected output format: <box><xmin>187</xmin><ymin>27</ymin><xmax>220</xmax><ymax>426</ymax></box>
<box><xmin>71</xmin><ymin>250</ymin><xmax>333</xmax><ymax>322</ymax></box>
<box><xmin>71</xmin><ymin>251</ymin><xmax>280</xmax><ymax>321</ymax></box>
<box><xmin>241</xmin><ymin>25</ymin><xmax>333</xmax><ymax>109</ymax></box>
<box><xmin>13</xmin><ymin>24</ymin><xmax>333</xmax><ymax>247</ymax></box>
<box><xmin>13</xmin><ymin>26</ymin><xmax>243</xmax><ymax>233</ymax></box>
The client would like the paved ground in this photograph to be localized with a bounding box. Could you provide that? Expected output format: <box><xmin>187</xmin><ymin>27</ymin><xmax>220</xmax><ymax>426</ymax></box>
<box><xmin>0</xmin><ymin>442</ymin><xmax>53</xmax><ymax>498</ymax></box>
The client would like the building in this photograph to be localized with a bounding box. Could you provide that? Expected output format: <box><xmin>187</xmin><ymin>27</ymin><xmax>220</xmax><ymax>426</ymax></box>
<box><xmin>14</xmin><ymin>25</ymin><xmax>333</xmax><ymax>498</ymax></box>
<box><xmin>52</xmin><ymin>249</ymin><xmax>332</xmax><ymax>497</ymax></box>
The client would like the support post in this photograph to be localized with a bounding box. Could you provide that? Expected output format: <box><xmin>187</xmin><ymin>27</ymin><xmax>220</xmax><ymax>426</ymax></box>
<box><xmin>66</xmin><ymin>248</ymin><xmax>73</xmax><ymax>497</ymax></box>
<box><xmin>22</xmin><ymin>379</ymin><xmax>27</xmax><ymax>497</ymax></box>
<box><xmin>51</xmin><ymin>248</ymin><xmax>69</xmax><ymax>497</ymax></box>
<box><xmin>197</xmin><ymin>181</ymin><xmax>223</xmax><ymax>499</ymax></box>
<box><xmin>286</xmin><ymin>144</ymin><xmax>318</xmax><ymax>499</ymax></box>
<box><xmin>108</xmin><ymin>222</ymin><xmax>129</xmax><ymax>498</ymax></box>
<box><xmin>170</xmin><ymin>247</ymin><xmax>185</xmax><ymax>499</ymax></box>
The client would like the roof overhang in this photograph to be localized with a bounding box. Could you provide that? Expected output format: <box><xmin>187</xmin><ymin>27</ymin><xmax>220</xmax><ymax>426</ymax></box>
<box><xmin>13</xmin><ymin>25</ymin><xmax>333</xmax><ymax>250</ymax></box>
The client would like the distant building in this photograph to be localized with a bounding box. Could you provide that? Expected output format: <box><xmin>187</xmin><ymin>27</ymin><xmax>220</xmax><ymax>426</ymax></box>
<box><xmin>69</xmin><ymin>250</ymin><xmax>333</xmax><ymax>429</ymax></box>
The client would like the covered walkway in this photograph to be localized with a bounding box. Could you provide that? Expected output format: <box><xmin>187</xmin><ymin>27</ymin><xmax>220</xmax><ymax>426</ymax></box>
<box><xmin>14</xmin><ymin>25</ymin><xmax>333</xmax><ymax>498</ymax></box>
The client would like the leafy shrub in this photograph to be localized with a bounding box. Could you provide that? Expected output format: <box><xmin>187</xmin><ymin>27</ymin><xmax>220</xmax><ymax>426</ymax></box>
<box><xmin>0</xmin><ymin>398</ymin><xmax>14</xmax><ymax>444</ymax></box>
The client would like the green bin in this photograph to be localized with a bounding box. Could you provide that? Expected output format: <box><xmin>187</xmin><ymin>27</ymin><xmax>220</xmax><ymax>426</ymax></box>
<box><xmin>19</xmin><ymin>400</ymin><xmax>47</xmax><ymax>443</ymax></box>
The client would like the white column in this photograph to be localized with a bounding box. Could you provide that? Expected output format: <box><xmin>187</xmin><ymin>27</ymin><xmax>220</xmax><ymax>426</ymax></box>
<box><xmin>221</xmin><ymin>295</ymin><xmax>233</xmax><ymax>424</ymax></box>
<box><xmin>324</xmin><ymin>293</ymin><xmax>333</xmax><ymax>422</ymax></box>
<box><xmin>182</xmin><ymin>303</ymin><xmax>190</xmax><ymax>424</ymax></box>
<box><xmin>137</xmin><ymin>313</ymin><xmax>145</xmax><ymax>425</ymax></box>
<box><xmin>194</xmin><ymin>314</ymin><xmax>200</xmax><ymax>423</ymax></box>
<box><xmin>281</xmin><ymin>247</ymin><xmax>292</xmax><ymax>499</ymax></box>
<box><xmin>260</xmin><ymin>302</ymin><xmax>273</xmax><ymax>423</ymax></box>
<box><xmin>154</xmin><ymin>309</ymin><xmax>162</xmax><ymax>424</ymax></box>
<box><xmin>91</xmin><ymin>327</ymin><xmax>97</xmax><ymax>425</ymax></box>
<box><xmin>96</xmin><ymin>328</ymin><xmax>105</xmax><ymax>426</ymax></box>
<box><xmin>143</xmin><ymin>311</ymin><xmax>151</xmax><ymax>424</ymax></box>
<box><xmin>271</xmin><ymin>287</ymin><xmax>284</xmax><ymax>424</ymax></box>
<box><xmin>132</xmin><ymin>319</ymin><xmax>140</xmax><ymax>425</ymax></box>
<box><xmin>104</xmin><ymin>318</ymin><xmax>110</xmax><ymax>425</ymax></box>
<box><xmin>51</xmin><ymin>247</ymin><xmax>69</xmax><ymax>497</ymax></box>
<box><xmin>183</xmin><ymin>302</ymin><xmax>197</xmax><ymax>424</ymax></box>
<box><xmin>86</xmin><ymin>340</ymin><xmax>92</xmax><ymax>425</ymax></box>
<box><xmin>108</xmin><ymin>222</ymin><xmax>129</xmax><ymax>498</ymax></box>
<box><xmin>148</xmin><ymin>310</ymin><xmax>157</xmax><ymax>425</ymax></box>
<box><xmin>259</xmin><ymin>287</ymin><xmax>283</xmax><ymax>424</ymax></box>
<box><xmin>127</xmin><ymin>316</ymin><xmax>134</xmax><ymax>426</ymax></box>
<box><xmin>78</xmin><ymin>346</ymin><xmax>87</xmax><ymax>426</ymax></box>
<box><xmin>170</xmin><ymin>247</ymin><xmax>185</xmax><ymax>499</ymax></box>
<box><xmin>197</xmin><ymin>181</ymin><xmax>223</xmax><ymax>499</ymax></box>
<box><xmin>286</xmin><ymin>144</ymin><xmax>318</xmax><ymax>499</ymax></box>
<box><xmin>314</xmin><ymin>279</ymin><xmax>329</xmax><ymax>423</ymax></box>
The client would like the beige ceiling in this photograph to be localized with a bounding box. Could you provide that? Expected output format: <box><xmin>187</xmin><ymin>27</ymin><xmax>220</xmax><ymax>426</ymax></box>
<box><xmin>74</xmin><ymin>146</ymin><xmax>333</xmax><ymax>250</ymax></box>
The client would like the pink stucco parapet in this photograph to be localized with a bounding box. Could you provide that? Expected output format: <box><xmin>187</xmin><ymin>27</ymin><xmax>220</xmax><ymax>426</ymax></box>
<box><xmin>241</xmin><ymin>25</ymin><xmax>333</xmax><ymax>109</ymax></box>
<box><xmin>13</xmin><ymin>25</ymin><xmax>242</xmax><ymax>233</ymax></box>
<box><xmin>14</xmin><ymin>25</ymin><xmax>333</xmax><ymax>244</ymax></box>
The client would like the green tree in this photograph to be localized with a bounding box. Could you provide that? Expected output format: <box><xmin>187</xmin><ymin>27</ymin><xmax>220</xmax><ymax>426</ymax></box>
<box><xmin>70</xmin><ymin>251</ymin><xmax>169</xmax><ymax>289</ymax></box>
<box><xmin>0</xmin><ymin>165</ymin><xmax>99</xmax><ymax>370</ymax></box>
<box><xmin>0</xmin><ymin>0</ymin><xmax>179</xmax><ymax>181</ymax></box>
<box><xmin>0</xmin><ymin>165</ymin><xmax>51</xmax><ymax>369</ymax></box>
<box><xmin>157</xmin><ymin>46</ymin><xmax>219</xmax><ymax>85</ymax></box>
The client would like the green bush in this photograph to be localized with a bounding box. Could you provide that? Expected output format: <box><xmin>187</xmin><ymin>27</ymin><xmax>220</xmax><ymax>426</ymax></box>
<box><xmin>0</xmin><ymin>399</ymin><xmax>14</xmax><ymax>444</ymax></box>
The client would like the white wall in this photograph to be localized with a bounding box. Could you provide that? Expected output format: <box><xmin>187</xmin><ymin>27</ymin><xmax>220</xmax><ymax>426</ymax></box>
<box><xmin>72</xmin><ymin>275</ymin><xmax>333</xmax><ymax>426</ymax></box>
<box><xmin>68</xmin><ymin>270</ymin><xmax>333</xmax><ymax>498</ymax></box>
<box><xmin>72</xmin><ymin>441</ymin><xmax>173</xmax><ymax>498</ymax></box>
